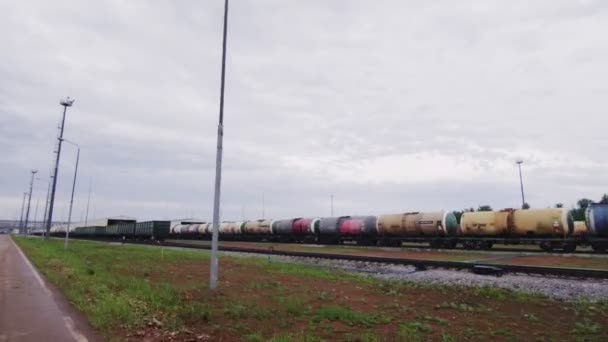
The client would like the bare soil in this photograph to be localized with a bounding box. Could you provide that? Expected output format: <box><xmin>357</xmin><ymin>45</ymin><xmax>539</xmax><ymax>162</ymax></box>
<box><xmin>120</xmin><ymin>257</ymin><xmax>608</xmax><ymax>341</ymax></box>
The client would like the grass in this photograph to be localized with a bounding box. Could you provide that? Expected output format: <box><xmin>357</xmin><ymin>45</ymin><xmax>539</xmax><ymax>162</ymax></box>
<box><xmin>14</xmin><ymin>237</ymin><xmax>209</xmax><ymax>332</ymax></box>
<box><xmin>12</xmin><ymin>236</ymin><xmax>608</xmax><ymax>341</ymax></box>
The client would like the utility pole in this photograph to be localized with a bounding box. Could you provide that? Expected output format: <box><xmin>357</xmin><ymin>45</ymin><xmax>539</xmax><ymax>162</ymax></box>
<box><xmin>331</xmin><ymin>194</ymin><xmax>334</xmax><ymax>216</ymax></box>
<box><xmin>42</xmin><ymin>175</ymin><xmax>52</xmax><ymax>234</ymax></box>
<box><xmin>19</xmin><ymin>192</ymin><xmax>27</xmax><ymax>234</ymax></box>
<box><xmin>23</xmin><ymin>170</ymin><xmax>38</xmax><ymax>235</ymax></box>
<box><xmin>45</xmin><ymin>97</ymin><xmax>75</xmax><ymax>239</ymax></box>
<box><xmin>262</xmin><ymin>193</ymin><xmax>265</xmax><ymax>219</ymax></box>
<box><xmin>33</xmin><ymin>198</ymin><xmax>40</xmax><ymax>231</ymax></box>
<box><xmin>63</xmin><ymin>140</ymin><xmax>80</xmax><ymax>250</ymax></box>
<box><xmin>210</xmin><ymin>0</ymin><xmax>229</xmax><ymax>291</ymax></box>
<box><xmin>84</xmin><ymin>179</ymin><xmax>92</xmax><ymax>227</ymax></box>
<box><xmin>516</xmin><ymin>160</ymin><xmax>526</xmax><ymax>209</ymax></box>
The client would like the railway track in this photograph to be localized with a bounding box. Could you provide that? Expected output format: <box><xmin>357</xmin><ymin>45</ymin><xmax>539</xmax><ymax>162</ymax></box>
<box><xmin>126</xmin><ymin>239</ymin><xmax>608</xmax><ymax>280</ymax></box>
<box><xmin>167</xmin><ymin>238</ymin><xmax>606</xmax><ymax>255</ymax></box>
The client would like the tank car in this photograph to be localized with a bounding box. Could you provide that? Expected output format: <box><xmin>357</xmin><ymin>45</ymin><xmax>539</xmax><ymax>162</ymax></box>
<box><xmin>376</xmin><ymin>211</ymin><xmax>458</xmax><ymax>247</ymax></box>
<box><xmin>338</xmin><ymin>216</ymin><xmax>378</xmax><ymax>245</ymax></box>
<box><xmin>243</xmin><ymin>219</ymin><xmax>272</xmax><ymax>236</ymax></box>
<box><xmin>586</xmin><ymin>203</ymin><xmax>608</xmax><ymax>251</ymax></box>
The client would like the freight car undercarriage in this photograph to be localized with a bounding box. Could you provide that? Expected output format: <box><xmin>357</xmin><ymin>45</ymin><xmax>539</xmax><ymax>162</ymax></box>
<box><xmin>172</xmin><ymin>233</ymin><xmax>608</xmax><ymax>253</ymax></box>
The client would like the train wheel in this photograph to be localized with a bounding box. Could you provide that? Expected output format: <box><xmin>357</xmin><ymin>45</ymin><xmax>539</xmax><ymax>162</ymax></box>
<box><xmin>476</xmin><ymin>241</ymin><xmax>491</xmax><ymax>250</ymax></box>
<box><xmin>539</xmin><ymin>242</ymin><xmax>553</xmax><ymax>252</ymax></box>
<box><xmin>591</xmin><ymin>245</ymin><xmax>606</xmax><ymax>253</ymax></box>
<box><xmin>443</xmin><ymin>240</ymin><xmax>457</xmax><ymax>249</ymax></box>
<box><xmin>562</xmin><ymin>243</ymin><xmax>576</xmax><ymax>253</ymax></box>
<box><xmin>463</xmin><ymin>241</ymin><xmax>475</xmax><ymax>250</ymax></box>
<box><xmin>429</xmin><ymin>241</ymin><xmax>442</xmax><ymax>249</ymax></box>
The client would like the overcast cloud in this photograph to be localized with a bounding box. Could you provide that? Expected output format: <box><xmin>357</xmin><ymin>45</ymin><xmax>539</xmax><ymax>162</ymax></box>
<box><xmin>1</xmin><ymin>0</ymin><xmax>607</xmax><ymax>223</ymax></box>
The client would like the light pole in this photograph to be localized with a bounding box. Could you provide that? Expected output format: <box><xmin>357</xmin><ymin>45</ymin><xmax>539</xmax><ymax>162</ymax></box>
<box><xmin>23</xmin><ymin>170</ymin><xmax>38</xmax><ymax>235</ymax></box>
<box><xmin>62</xmin><ymin>139</ymin><xmax>80</xmax><ymax>250</ymax></box>
<box><xmin>33</xmin><ymin>198</ymin><xmax>40</xmax><ymax>231</ymax></box>
<box><xmin>42</xmin><ymin>174</ymin><xmax>52</xmax><ymax>234</ymax></box>
<box><xmin>210</xmin><ymin>0</ymin><xmax>229</xmax><ymax>291</ymax></box>
<box><xmin>331</xmin><ymin>194</ymin><xmax>334</xmax><ymax>216</ymax></box>
<box><xmin>84</xmin><ymin>179</ymin><xmax>92</xmax><ymax>227</ymax></box>
<box><xmin>46</xmin><ymin>97</ymin><xmax>75</xmax><ymax>239</ymax></box>
<box><xmin>19</xmin><ymin>192</ymin><xmax>27</xmax><ymax>234</ymax></box>
<box><xmin>516</xmin><ymin>160</ymin><xmax>526</xmax><ymax>209</ymax></box>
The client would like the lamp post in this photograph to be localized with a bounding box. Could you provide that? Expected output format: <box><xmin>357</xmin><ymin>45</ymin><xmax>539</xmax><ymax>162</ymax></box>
<box><xmin>516</xmin><ymin>160</ymin><xmax>526</xmax><ymax>209</ymax></box>
<box><xmin>45</xmin><ymin>97</ymin><xmax>75</xmax><ymax>239</ymax></box>
<box><xmin>23</xmin><ymin>170</ymin><xmax>38</xmax><ymax>235</ymax></box>
<box><xmin>62</xmin><ymin>139</ymin><xmax>80</xmax><ymax>250</ymax></box>
<box><xmin>209</xmin><ymin>0</ymin><xmax>230</xmax><ymax>291</ymax></box>
<box><xmin>19</xmin><ymin>192</ymin><xmax>27</xmax><ymax>234</ymax></box>
<box><xmin>84</xmin><ymin>179</ymin><xmax>92</xmax><ymax>228</ymax></box>
<box><xmin>42</xmin><ymin>175</ymin><xmax>52</xmax><ymax>235</ymax></box>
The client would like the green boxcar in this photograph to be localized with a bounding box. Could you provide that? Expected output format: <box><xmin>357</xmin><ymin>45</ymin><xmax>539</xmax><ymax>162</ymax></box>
<box><xmin>134</xmin><ymin>221</ymin><xmax>170</xmax><ymax>240</ymax></box>
<box><xmin>116</xmin><ymin>223</ymin><xmax>135</xmax><ymax>237</ymax></box>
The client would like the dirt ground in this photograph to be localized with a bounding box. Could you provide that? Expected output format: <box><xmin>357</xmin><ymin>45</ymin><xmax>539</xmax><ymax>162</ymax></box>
<box><xmin>122</xmin><ymin>257</ymin><xmax>607</xmax><ymax>341</ymax></box>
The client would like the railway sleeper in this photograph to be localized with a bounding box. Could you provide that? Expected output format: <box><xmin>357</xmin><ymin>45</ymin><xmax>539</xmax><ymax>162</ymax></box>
<box><xmin>471</xmin><ymin>265</ymin><xmax>503</xmax><ymax>277</ymax></box>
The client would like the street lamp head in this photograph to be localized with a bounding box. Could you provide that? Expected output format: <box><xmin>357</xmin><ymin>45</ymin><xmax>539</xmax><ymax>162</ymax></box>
<box><xmin>60</xmin><ymin>97</ymin><xmax>75</xmax><ymax>107</ymax></box>
<box><xmin>516</xmin><ymin>160</ymin><xmax>523</xmax><ymax>165</ymax></box>
<box><xmin>31</xmin><ymin>169</ymin><xmax>38</xmax><ymax>174</ymax></box>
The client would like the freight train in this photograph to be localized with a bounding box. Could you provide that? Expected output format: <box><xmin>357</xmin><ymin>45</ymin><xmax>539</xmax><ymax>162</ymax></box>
<box><xmin>170</xmin><ymin>205</ymin><xmax>608</xmax><ymax>252</ymax></box>
<box><xmin>35</xmin><ymin>204</ymin><xmax>608</xmax><ymax>253</ymax></box>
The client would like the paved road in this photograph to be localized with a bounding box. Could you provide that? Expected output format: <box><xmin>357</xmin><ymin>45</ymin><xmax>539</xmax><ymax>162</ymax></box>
<box><xmin>0</xmin><ymin>235</ymin><xmax>99</xmax><ymax>341</ymax></box>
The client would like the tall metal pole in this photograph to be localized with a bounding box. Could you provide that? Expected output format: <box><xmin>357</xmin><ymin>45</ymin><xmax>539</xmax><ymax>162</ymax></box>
<box><xmin>23</xmin><ymin>170</ymin><xmax>38</xmax><ymax>235</ymax></box>
<box><xmin>210</xmin><ymin>0</ymin><xmax>229</xmax><ymax>291</ymax></box>
<box><xmin>42</xmin><ymin>175</ymin><xmax>52</xmax><ymax>233</ymax></box>
<box><xmin>33</xmin><ymin>198</ymin><xmax>40</xmax><ymax>231</ymax></box>
<box><xmin>516</xmin><ymin>160</ymin><xmax>525</xmax><ymax>209</ymax></box>
<box><xmin>45</xmin><ymin>97</ymin><xmax>74</xmax><ymax>239</ymax></box>
<box><xmin>262</xmin><ymin>193</ymin><xmax>265</xmax><ymax>219</ymax></box>
<box><xmin>331</xmin><ymin>194</ymin><xmax>334</xmax><ymax>216</ymax></box>
<box><xmin>64</xmin><ymin>143</ymin><xmax>80</xmax><ymax>250</ymax></box>
<box><xmin>19</xmin><ymin>192</ymin><xmax>27</xmax><ymax>234</ymax></box>
<box><xmin>84</xmin><ymin>179</ymin><xmax>92</xmax><ymax>227</ymax></box>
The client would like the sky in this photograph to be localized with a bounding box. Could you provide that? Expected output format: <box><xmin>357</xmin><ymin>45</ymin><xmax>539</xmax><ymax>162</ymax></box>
<box><xmin>1</xmin><ymin>0</ymin><xmax>607</xmax><ymax>223</ymax></box>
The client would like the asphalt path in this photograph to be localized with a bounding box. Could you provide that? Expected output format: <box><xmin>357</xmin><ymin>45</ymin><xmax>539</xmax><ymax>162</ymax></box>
<box><xmin>0</xmin><ymin>235</ymin><xmax>100</xmax><ymax>342</ymax></box>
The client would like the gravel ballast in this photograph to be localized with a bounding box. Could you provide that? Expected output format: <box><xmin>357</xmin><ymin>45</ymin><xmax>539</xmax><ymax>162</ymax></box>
<box><xmin>220</xmin><ymin>250</ymin><xmax>608</xmax><ymax>302</ymax></box>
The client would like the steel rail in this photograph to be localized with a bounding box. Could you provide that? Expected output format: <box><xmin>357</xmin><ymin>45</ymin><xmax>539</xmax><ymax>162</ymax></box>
<box><xmin>152</xmin><ymin>240</ymin><xmax>608</xmax><ymax>280</ymax></box>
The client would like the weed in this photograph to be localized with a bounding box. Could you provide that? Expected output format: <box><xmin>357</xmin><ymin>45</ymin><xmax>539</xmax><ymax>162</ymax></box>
<box><xmin>244</xmin><ymin>333</ymin><xmax>265</xmax><ymax>342</ymax></box>
<box><xmin>269</xmin><ymin>333</ymin><xmax>323</xmax><ymax>342</ymax></box>
<box><xmin>440</xmin><ymin>333</ymin><xmax>455</xmax><ymax>342</ymax></box>
<box><xmin>343</xmin><ymin>331</ymin><xmax>383</xmax><ymax>342</ymax></box>
<box><xmin>375</xmin><ymin>280</ymin><xmax>405</xmax><ymax>295</ymax></box>
<box><xmin>436</xmin><ymin>301</ymin><xmax>488</xmax><ymax>313</ymax></box>
<box><xmin>178</xmin><ymin>302</ymin><xmax>211</xmax><ymax>322</ymax></box>
<box><xmin>398</xmin><ymin>321</ymin><xmax>432</xmax><ymax>342</ymax></box>
<box><xmin>250</xmin><ymin>306</ymin><xmax>272</xmax><ymax>320</ymax></box>
<box><xmin>571</xmin><ymin>319</ymin><xmax>600</xmax><ymax>336</ymax></box>
<box><xmin>524</xmin><ymin>313</ymin><xmax>539</xmax><ymax>322</ymax></box>
<box><xmin>474</xmin><ymin>286</ymin><xmax>506</xmax><ymax>301</ymax></box>
<box><xmin>420</xmin><ymin>315</ymin><xmax>450</xmax><ymax>326</ymax></box>
<box><xmin>490</xmin><ymin>328</ymin><xmax>515</xmax><ymax>338</ymax></box>
<box><xmin>249</xmin><ymin>280</ymin><xmax>283</xmax><ymax>289</ymax></box>
<box><xmin>312</xmin><ymin>305</ymin><xmax>390</xmax><ymax>327</ymax></box>
<box><xmin>224</xmin><ymin>303</ymin><xmax>248</xmax><ymax>319</ymax></box>
<box><xmin>317</xmin><ymin>291</ymin><xmax>332</xmax><ymax>301</ymax></box>
<box><xmin>277</xmin><ymin>297</ymin><xmax>311</xmax><ymax>317</ymax></box>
